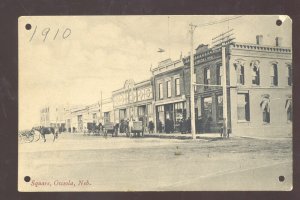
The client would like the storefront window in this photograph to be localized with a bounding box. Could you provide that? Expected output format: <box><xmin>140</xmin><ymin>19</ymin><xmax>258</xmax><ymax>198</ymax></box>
<box><xmin>203</xmin><ymin>97</ymin><xmax>212</xmax><ymax>118</ymax></box>
<box><xmin>138</xmin><ymin>106</ymin><xmax>145</xmax><ymax>116</ymax></box>
<box><xmin>237</xmin><ymin>93</ymin><xmax>250</xmax><ymax>121</ymax></box>
<box><xmin>217</xmin><ymin>95</ymin><xmax>223</xmax><ymax>121</ymax></box>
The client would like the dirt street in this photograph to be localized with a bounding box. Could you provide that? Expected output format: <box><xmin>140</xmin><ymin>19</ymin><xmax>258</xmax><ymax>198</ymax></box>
<box><xmin>18</xmin><ymin>133</ymin><xmax>292</xmax><ymax>191</ymax></box>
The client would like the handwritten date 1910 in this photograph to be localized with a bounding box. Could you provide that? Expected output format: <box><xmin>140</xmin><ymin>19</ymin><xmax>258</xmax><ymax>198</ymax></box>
<box><xmin>29</xmin><ymin>26</ymin><xmax>71</xmax><ymax>42</ymax></box>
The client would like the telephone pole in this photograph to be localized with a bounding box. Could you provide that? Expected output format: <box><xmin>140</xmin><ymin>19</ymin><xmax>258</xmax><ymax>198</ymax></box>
<box><xmin>189</xmin><ymin>24</ymin><xmax>197</xmax><ymax>140</ymax></box>
<box><xmin>212</xmin><ymin>29</ymin><xmax>235</xmax><ymax>138</ymax></box>
<box><xmin>222</xmin><ymin>46</ymin><xmax>228</xmax><ymax>138</ymax></box>
<box><xmin>100</xmin><ymin>90</ymin><xmax>103</xmax><ymax>123</ymax></box>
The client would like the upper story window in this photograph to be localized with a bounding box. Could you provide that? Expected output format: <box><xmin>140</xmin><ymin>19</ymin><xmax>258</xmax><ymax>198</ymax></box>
<box><xmin>216</xmin><ymin>64</ymin><xmax>223</xmax><ymax>85</ymax></box>
<box><xmin>175</xmin><ymin>78</ymin><xmax>180</xmax><ymax>96</ymax></box>
<box><xmin>251</xmin><ymin>61</ymin><xmax>260</xmax><ymax>86</ymax></box>
<box><xmin>287</xmin><ymin>64</ymin><xmax>292</xmax><ymax>86</ymax></box>
<box><xmin>166</xmin><ymin>80</ymin><xmax>171</xmax><ymax>98</ymax></box>
<box><xmin>270</xmin><ymin>63</ymin><xmax>278</xmax><ymax>86</ymax></box>
<box><xmin>204</xmin><ymin>68</ymin><xmax>210</xmax><ymax>89</ymax></box>
<box><xmin>234</xmin><ymin>60</ymin><xmax>245</xmax><ymax>85</ymax></box>
<box><xmin>159</xmin><ymin>83</ymin><xmax>163</xmax><ymax>99</ymax></box>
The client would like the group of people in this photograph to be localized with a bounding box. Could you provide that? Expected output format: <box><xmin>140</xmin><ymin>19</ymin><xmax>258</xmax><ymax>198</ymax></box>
<box><xmin>156</xmin><ymin>118</ymin><xmax>192</xmax><ymax>134</ymax></box>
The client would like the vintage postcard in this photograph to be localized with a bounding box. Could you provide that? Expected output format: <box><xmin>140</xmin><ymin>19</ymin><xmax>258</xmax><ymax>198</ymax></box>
<box><xmin>18</xmin><ymin>15</ymin><xmax>292</xmax><ymax>191</ymax></box>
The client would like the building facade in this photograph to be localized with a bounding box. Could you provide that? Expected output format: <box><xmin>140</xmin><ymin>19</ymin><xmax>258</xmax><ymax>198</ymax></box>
<box><xmin>181</xmin><ymin>35</ymin><xmax>292</xmax><ymax>136</ymax></box>
<box><xmin>151</xmin><ymin>59</ymin><xmax>188</xmax><ymax>133</ymax></box>
<box><xmin>112</xmin><ymin>79</ymin><xmax>154</xmax><ymax>130</ymax></box>
<box><xmin>101</xmin><ymin>97</ymin><xmax>114</xmax><ymax>125</ymax></box>
<box><xmin>40</xmin><ymin>104</ymin><xmax>66</xmax><ymax>129</ymax></box>
<box><xmin>39</xmin><ymin>34</ymin><xmax>292</xmax><ymax>137</ymax></box>
<box><xmin>228</xmin><ymin>36</ymin><xmax>292</xmax><ymax>137</ymax></box>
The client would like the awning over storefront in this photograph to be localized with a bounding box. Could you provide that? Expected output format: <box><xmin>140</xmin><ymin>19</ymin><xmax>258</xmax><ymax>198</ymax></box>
<box><xmin>155</xmin><ymin>95</ymin><xmax>186</xmax><ymax>106</ymax></box>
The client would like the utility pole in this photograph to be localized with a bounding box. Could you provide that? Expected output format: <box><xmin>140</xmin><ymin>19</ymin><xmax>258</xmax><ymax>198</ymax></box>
<box><xmin>222</xmin><ymin>46</ymin><xmax>228</xmax><ymax>138</ymax></box>
<box><xmin>189</xmin><ymin>24</ymin><xmax>197</xmax><ymax>140</ymax></box>
<box><xmin>100</xmin><ymin>91</ymin><xmax>103</xmax><ymax>123</ymax></box>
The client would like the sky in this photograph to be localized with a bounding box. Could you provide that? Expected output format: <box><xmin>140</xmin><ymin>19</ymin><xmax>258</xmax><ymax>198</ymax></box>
<box><xmin>18</xmin><ymin>15</ymin><xmax>292</xmax><ymax>130</ymax></box>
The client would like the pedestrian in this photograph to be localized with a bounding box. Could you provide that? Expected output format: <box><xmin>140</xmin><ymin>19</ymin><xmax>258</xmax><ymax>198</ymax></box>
<box><xmin>158</xmin><ymin>119</ymin><xmax>162</xmax><ymax>133</ymax></box>
<box><xmin>148</xmin><ymin>120</ymin><xmax>154</xmax><ymax>134</ymax></box>
<box><xmin>181</xmin><ymin>118</ymin><xmax>187</xmax><ymax>134</ymax></box>
<box><xmin>187</xmin><ymin>117</ymin><xmax>191</xmax><ymax>133</ymax></box>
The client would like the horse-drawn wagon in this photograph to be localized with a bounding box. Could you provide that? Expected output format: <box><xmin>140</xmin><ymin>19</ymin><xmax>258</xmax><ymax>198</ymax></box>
<box><xmin>130</xmin><ymin>121</ymin><xmax>144</xmax><ymax>137</ymax></box>
<box><xmin>103</xmin><ymin>122</ymin><xmax>116</xmax><ymax>137</ymax></box>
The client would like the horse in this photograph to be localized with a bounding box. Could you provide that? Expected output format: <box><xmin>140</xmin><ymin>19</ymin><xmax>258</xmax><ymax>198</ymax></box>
<box><xmin>32</xmin><ymin>126</ymin><xmax>59</xmax><ymax>142</ymax></box>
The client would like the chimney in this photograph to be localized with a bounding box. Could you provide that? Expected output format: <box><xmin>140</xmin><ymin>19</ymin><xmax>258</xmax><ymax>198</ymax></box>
<box><xmin>256</xmin><ymin>35</ymin><xmax>263</xmax><ymax>45</ymax></box>
<box><xmin>275</xmin><ymin>37</ymin><xmax>282</xmax><ymax>47</ymax></box>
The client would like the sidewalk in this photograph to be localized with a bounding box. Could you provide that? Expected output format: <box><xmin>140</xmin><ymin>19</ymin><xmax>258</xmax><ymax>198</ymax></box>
<box><xmin>143</xmin><ymin>132</ymin><xmax>292</xmax><ymax>140</ymax></box>
<box><xmin>144</xmin><ymin>132</ymin><xmax>222</xmax><ymax>140</ymax></box>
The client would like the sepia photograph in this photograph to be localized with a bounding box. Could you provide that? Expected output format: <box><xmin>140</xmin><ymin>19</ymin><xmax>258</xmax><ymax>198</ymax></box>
<box><xmin>18</xmin><ymin>15</ymin><xmax>292</xmax><ymax>191</ymax></box>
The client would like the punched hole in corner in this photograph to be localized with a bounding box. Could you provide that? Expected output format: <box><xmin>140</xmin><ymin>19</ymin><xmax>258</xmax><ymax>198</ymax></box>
<box><xmin>279</xmin><ymin>175</ymin><xmax>285</xmax><ymax>182</ymax></box>
<box><xmin>25</xmin><ymin>23</ymin><xmax>32</xmax><ymax>30</ymax></box>
<box><xmin>24</xmin><ymin>176</ymin><xmax>31</xmax><ymax>182</ymax></box>
<box><xmin>276</xmin><ymin>19</ymin><xmax>282</xmax><ymax>26</ymax></box>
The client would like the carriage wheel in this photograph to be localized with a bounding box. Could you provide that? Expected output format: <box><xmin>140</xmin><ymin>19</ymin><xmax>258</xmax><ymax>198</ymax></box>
<box><xmin>34</xmin><ymin>131</ymin><xmax>40</xmax><ymax>142</ymax></box>
<box><xmin>24</xmin><ymin>132</ymin><xmax>34</xmax><ymax>143</ymax></box>
<box><xmin>18</xmin><ymin>133</ymin><xmax>24</xmax><ymax>144</ymax></box>
<box><xmin>28</xmin><ymin>133</ymin><xmax>34</xmax><ymax>142</ymax></box>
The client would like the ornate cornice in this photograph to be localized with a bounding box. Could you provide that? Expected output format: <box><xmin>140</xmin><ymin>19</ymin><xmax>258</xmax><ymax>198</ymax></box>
<box><xmin>232</xmin><ymin>42</ymin><xmax>292</xmax><ymax>53</ymax></box>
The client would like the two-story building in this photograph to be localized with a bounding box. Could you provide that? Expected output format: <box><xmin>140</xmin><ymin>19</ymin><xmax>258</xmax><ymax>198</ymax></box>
<box><xmin>182</xmin><ymin>35</ymin><xmax>292</xmax><ymax>137</ymax></box>
<box><xmin>112</xmin><ymin>79</ymin><xmax>154</xmax><ymax>128</ymax></box>
<box><xmin>151</xmin><ymin>59</ymin><xmax>187</xmax><ymax>132</ymax></box>
<box><xmin>229</xmin><ymin>36</ymin><xmax>292</xmax><ymax>137</ymax></box>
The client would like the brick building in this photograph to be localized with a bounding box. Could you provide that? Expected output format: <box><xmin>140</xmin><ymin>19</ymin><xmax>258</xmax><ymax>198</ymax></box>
<box><xmin>151</xmin><ymin>58</ymin><xmax>188</xmax><ymax>132</ymax></box>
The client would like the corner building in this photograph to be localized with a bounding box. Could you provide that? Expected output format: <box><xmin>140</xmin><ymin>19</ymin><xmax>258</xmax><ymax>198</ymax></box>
<box><xmin>181</xmin><ymin>35</ymin><xmax>292</xmax><ymax>137</ymax></box>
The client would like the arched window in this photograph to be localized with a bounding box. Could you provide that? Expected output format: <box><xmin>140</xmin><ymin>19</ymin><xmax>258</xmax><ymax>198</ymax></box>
<box><xmin>234</xmin><ymin>60</ymin><xmax>245</xmax><ymax>85</ymax></box>
<box><xmin>285</xmin><ymin>96</ymin><xmax>292</xmax><ymax>122</ymax></box>
<box><xmin>260</xmin><ymin>95</ymin><xmax>270</xmax><ymax>123</ymax></box>
<box><xmin>270</xmin><ymin>62</ymin><xmax>278</xmax><ymax>86</ymax></box>
<box><xmin>251</xmin><ymin>61</ymin><xmax>260</xmax><ymax>85</ymax></box>
<box><xmin>287</xmin><ymin>64</ymin><xmax>292</xmax><ymax>86</ymax></box>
